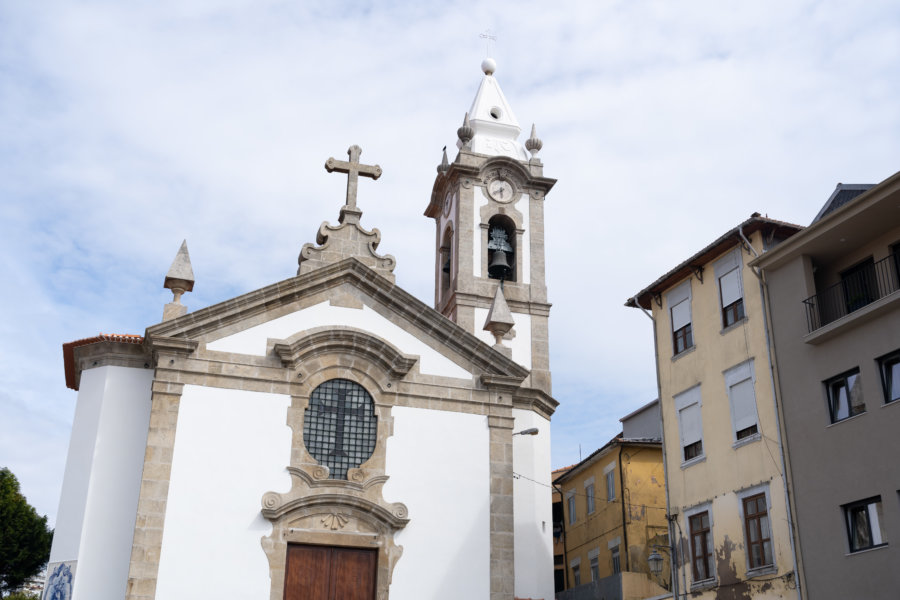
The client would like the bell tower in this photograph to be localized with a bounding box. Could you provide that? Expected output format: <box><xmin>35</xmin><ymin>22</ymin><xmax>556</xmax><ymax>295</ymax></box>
<box><xmin>424</xmin><ymin>58</ymin><xmax>556</xmax><ymax>394</ymax></box>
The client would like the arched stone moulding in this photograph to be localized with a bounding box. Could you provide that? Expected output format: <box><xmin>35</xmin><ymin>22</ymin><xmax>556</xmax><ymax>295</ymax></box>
<box><xmin>260</xmin><ymin>490</ymin><xmax>409</xmax><ymax>600</ymax></box>
<box><xmin>261</xmin><ymin>350</ymin><xmax>409</xmax><ymax>600</ymax></box>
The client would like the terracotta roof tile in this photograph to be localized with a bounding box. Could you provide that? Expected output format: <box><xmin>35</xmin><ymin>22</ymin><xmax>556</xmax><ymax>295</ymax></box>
<box><xmin>62</xmin><ymin>333</ymin><xmax>144</xmax><ymax>390</ymax></box>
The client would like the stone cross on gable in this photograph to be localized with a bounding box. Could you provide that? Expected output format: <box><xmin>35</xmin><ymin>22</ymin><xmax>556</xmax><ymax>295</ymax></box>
<box><xmin>325</xmin><ymin>144</ymin><xmax>382</xmax><ymax>211</ymax></box>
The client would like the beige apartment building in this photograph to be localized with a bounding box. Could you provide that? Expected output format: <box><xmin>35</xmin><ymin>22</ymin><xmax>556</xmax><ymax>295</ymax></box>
<box><xmin>627</xmin><ymin>216</ymin><xmax>802</xmax><ymax>599</ymax></box>
<box><xmin>754</xmin><ymin>173</ymin><xmax>900</xmax><ymax>599</ymax></box>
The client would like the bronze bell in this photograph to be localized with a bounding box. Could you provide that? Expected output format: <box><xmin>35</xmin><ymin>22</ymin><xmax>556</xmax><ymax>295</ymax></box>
<box><xmin>488</xmin><ymin>250</ymin><xmax>512</xmax><ymax>279</ymax></box>
<box><xmin>442</xmin><ymin>256</ymin><xmax>451</xmax><ymax>274</ymax></box>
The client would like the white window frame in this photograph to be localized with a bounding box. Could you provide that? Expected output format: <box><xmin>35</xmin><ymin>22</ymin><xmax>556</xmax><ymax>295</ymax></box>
<box><xmin>566</xmin><ymin>490</ymin><xmax>576</xmax><ymax>525</ymax></box>
<box><xmin>674</xmin><ymin>384</ymin><xmax>704</xmax><ymax>466</ymax></box>
<box><xmin>684</xmin><ymin>502</ymin><xmax>715</xmax><ymax>586</ymax></box>
<box><xmin>603</xmin><ymin>462</ymin><xmax>616</xmax><ymax>501</ymax></box>
<box><xmin>668</xmin><ymin>280</ymin><xmax>693</xmax><ymax>356</ymax></box>
<box><xmin>714</xmin><ymin>248</ymin><xmax>745</xmax><ymax>328</ymax></box>
<box><xmin>588</xmin><ymin>548</ymin><xmax>600</xmax><ymax>582</ymax></box>
<box><xmin>584</xmin><ymin>476</ymin><xmax>596</xmax><ymax>514</ymax></box>
<box><xmin>570</xmin><ymin>557</ymin><xmax>581</xmax><ymax>586</ymax></box>
<box><xmin>736</xmin><ymin>484</ymin><xmax>775</xmax><ymax>573</ymax></box>
<box><xmin>724</xmin><ymin>359</ymin><xmax>760</xmax><ymax>446</ymax></box>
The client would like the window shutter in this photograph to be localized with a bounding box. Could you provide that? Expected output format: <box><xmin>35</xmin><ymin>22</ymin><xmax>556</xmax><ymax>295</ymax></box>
<box><xmin>671</xmin><ymin>299</ymin><xmax>691</xmax><ymax>331</ymax></box>
<box><xmin>679</xmin><ymin>403</ymin><xmax>702</xmax><ymax>446</ymax></box>
<box><xmin>730</xmin><ymin>378</ymin><xmax>757</xmax><ymax>432</ymax></box>
<box><xmin>719</xmin><ymin>268</ymin><xmax>742</xmax><ymax>307</ymax></box>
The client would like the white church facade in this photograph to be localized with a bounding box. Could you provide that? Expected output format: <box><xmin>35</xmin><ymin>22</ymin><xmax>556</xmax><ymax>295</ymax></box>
<box><xmin>46</xmin><ymin>60</ymin><xmax>558</xmax><ymax>600</ymax></box>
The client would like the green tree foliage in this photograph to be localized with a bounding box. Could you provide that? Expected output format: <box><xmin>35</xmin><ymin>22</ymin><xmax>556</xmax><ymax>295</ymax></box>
<box><xmin>0</xmin><ymin>468</ymin><xmax>53</xmax><ymax>596</ymax></box>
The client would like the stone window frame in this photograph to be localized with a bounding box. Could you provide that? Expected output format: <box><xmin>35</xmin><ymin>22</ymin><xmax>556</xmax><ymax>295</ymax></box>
<box><xmin>736</xmin><ymin>483</ymin><xmax>776</xmax><ymax>575</ymax></box>
<box><xmin>584</xmin><ymin>476</ymin><xmax>595</xmax><ymax>514</ymax></box>
<box><xmin>723</xmin><ymin>359</ymin><xmax>761</xmax><ymax>447</ymax></box>
<box><xmin>603</xmin><ymin>462</ymin><xmax>616</xmax><ymax>502</ymax></box>
<box><xmin>684</xmin><ymin>502</ymin><xmax>715</xmax><ymax>587</ymax></box>
<box><xmin>668</xmin><ymin>280</ymin><xmax>693</xmax><ymax>356</ymax></box>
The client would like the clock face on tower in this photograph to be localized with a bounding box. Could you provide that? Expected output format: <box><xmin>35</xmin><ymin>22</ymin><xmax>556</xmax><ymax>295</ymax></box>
<box><xmin>442</xmin><ymin>191</ymin><xmax>453</xmax><ymax>216</ymax></box>
<box><xmin>488</xmin><ymin>178</ymin><xmax>514</xmax><ymax>202</ymax></box>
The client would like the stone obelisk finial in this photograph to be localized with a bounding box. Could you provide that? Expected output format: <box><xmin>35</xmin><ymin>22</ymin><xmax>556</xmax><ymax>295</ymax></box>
<box><xmin>162</xmin><ymin>240</ymin><xmax>195</xmax><ymax>321</ymax></box>
<box><xmin>483</xmin><ymin>284</ymin><xmax>515</xmax><ymax>358</ymax></box>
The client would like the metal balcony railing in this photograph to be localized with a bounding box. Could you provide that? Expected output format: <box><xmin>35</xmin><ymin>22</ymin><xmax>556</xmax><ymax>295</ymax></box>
<box><xmin>803</xmin><ymin>253</ymin><xmax>900</xmax><ymax>333</ymax></box>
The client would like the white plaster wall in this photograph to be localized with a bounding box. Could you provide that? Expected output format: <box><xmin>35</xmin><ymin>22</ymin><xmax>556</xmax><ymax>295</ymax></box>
<box><xmin>473</xmin><ymin>308</ymin><xmax>532</xmax><ymax>369</ymax></box>
<box><xmin>383</xmin><ymin>407</ymin><xmax>490</xmax><ymax>600</ymax></box>
<box><xmin>518</xmin><ymin>194</ymin><xmax>530</xmax><ymax>285</ymax></box>
<box><xmin>207</xmin><ymin>302</ymin><xmax>471</xmax><ymax>379</ymax></box>
<box><xmin>49</xmin><ymin>366</ymin><xmax>153</xmax><ymax>600</ymax></box>
<box><xmin>512</xmin><ymin>408</ymin><xmax>554</xmax><ymax>600</ymax></box>
<box><xmin>155</xmin><ymin>386</ymin><xmax>291</xmax><ymax>600</ymax></box>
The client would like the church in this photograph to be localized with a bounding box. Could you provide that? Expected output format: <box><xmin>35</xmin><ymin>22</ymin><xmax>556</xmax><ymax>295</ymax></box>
<box><xmin>46</xmin><ymin>59</ymin><xmax>558</xmax><ymax>600</ymax></box>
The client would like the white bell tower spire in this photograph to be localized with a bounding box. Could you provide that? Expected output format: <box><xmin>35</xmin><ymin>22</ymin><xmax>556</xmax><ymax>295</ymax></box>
<box><xmin>425</xmin><ymin>59</ymin><xmax>556</xmax><ymax>394</ymax></box>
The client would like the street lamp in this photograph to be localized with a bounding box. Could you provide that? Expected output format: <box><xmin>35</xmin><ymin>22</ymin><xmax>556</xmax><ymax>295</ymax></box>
<box><xmin>648</xmin><ymin>549</ymin><xmax>664</xmax><ymax>575</ymax></box>
<box><xmin>512</xmin><ymin>427</ymin><xmax>539</xmax><ymax>436</ymax></box>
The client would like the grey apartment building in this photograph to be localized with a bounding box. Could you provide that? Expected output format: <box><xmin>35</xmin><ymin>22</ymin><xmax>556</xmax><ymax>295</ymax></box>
<box><xmin>755</xmin><ymin>171</ymin><xmax>900</xmax><ymax>599</ymax></box>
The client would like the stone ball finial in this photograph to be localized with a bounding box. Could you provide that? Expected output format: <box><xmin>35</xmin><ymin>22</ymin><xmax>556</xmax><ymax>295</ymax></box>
<box><xmin>457</xmin><ymin>112</ymin><xmax>474</xmax><ymax>147</ymax></box>
<box><xmin>481</xmin><ymin>57</ymin><xmax>496</xmax><ymax>75</ymax></box>
<box><xmin>525</xmin><ymin>123</ymin><xmax>543</xmax><ymax>158</ymax></box>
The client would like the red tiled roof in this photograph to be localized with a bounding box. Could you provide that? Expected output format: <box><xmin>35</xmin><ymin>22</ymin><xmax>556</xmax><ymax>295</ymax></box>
<box><xmin>62</xmin><ymin>333</ymin><xmax>144</xmax><ymax>390</ymax></box>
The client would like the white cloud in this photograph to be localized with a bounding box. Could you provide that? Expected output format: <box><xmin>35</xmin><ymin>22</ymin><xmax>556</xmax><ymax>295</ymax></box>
<box><xmin>1</xmin><ymin>0</ymin><xmax>899</xmax><ymax>523</ymax></box>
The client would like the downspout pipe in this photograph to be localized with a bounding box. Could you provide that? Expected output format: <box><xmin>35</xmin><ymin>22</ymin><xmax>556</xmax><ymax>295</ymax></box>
<box><xmin>629</xmin><ymin>296</ymin><xmax>678</xmax><ymax>599</ymax></box>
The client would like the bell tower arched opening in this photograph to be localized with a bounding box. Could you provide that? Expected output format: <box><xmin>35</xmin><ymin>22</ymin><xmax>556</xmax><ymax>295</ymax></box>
<box><xmin>440</xmin><ymin>226</ymin><xmax>453</xmax><ymax>299</ymax></box>
<box><xmin>487</xmin><ymin>214</ymin><xmax>516</xmax><ymax>282</ymax></box>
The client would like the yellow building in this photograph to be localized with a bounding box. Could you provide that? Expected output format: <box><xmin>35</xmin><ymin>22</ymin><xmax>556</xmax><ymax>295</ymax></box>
<box><xmin>627</xmin><ymin>215</ymin><xmax>802</xmax><ymax>599</ymax></box>
<box><xmin>554</xmin><ymin>400</ymin><xmax>670</xmax><ymax>600</ymax></box>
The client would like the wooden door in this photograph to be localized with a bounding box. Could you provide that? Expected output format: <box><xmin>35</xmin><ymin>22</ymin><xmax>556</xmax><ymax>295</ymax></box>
<box><xmin>284</xmin><ymin>544</ymin><xmax>377</xmax><ymax>600</ymax></box>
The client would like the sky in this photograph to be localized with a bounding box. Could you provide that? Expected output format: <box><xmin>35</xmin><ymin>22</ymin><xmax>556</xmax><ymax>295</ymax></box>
<box><xmin>1</xmin><ymin>0</ymin><xmax>899</xmax><ymax>526</ymax></box>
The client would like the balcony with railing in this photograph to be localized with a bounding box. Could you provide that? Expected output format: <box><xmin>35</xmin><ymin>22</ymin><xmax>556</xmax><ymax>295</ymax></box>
<box><xmin>803</xmin><ymin>252</ymin><xmax>900</xmax><ymax>333</ymax></box>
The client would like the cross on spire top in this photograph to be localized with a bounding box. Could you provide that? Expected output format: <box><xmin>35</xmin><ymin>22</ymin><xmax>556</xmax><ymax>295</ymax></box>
<box><xmin>325</xmin><ymin>144</ymin><xmax>382</xmax><ymax>213</ymax></box>
<box><xmin>480</xmin><ymin>29</ymin><xmax>497</xmax><ymax>57</ymax></box>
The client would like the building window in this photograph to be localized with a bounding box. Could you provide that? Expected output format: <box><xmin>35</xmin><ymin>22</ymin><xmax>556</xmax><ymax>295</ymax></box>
<box><xmin>743</xmin><ymin>493</ymin><xmax>773</xmax><ymax>569</ymax></box>
<box><xmin>668</xmin><ymin>281</ymin><xmax>693</xmax><ymax>355</ymax></box>
<box><xmin>724</xmin><ymin>360</ymin><xmax>759</xmax><ymax>442</ymax></box>
<box><xmin>586</xmin><ymin>483</ymin><xmax>595</xmax><ymax>514</ymax></box>
<box><xmin>572</xmin><ymin>564</ymin><xmax>581</xmax><ymax>586</ymax></box>
<box><xmin>303</xmin><ymin>379</ymin><xmax>377</xmax><ymax>480</ymax></box>
<box><xmin>611</xmin><ymin>546</ymin><xmax>621</xmax><ymax>574</ymax></box>
<box><xmin>844</xmin><ymin>497</ymin><xmax>886</xmax><ymax>552</ymax></box>
<box><xmin>606</xmin><ymin>470</ymin><xmax>615</xmax><ymax>502</ymax></box>
<box><xmin>689</xmin><ymin>511</ymin><xmax>714</xmax><ymax>582</ymax></box>
<box><xmin>715</xmin><ymin>249</ymin><xmax>745</xmax><ymax>328</ymax></box>
<box><xmin>675</xmin><ymin>385</ymin><xmax>703</xmax><ymax>463</ymax></box>
<box><xmin>825</xmin><ymin>368</ymin><xmax>865</xmax><ymax>423</ymax></box>
<box><xmin>590</xmin><ymin>556</ymin><xmax>599</xmax><ymax>582</ymax></box>
<box><xmin>567</xmin><ymin>492</ymin><xmax>576</xmax><ymax>525</ymax></box>
<box><xmin>878</xmin><ymin>349</ymin><xmax>900</xmax><ymax>404</ymax></box>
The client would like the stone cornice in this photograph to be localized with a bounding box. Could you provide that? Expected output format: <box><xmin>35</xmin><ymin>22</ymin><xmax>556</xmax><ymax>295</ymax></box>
<box><xmin>66</xmin><ymin>339</ymin><xmax>151</xmax><ymax>391</ymax></box>
<box><xmin>453</xmin><ymin>291</ymin><xmax>552</xmax><ymax>316</ymax></box>
<box><xmin>272</xmin><ymin>327</ymin><xmax>417</xmax><ymax>378</ymax></box>
<box><xmin>145</xmin><ymin>335</ymin><xmax>199</xmax><ymax>360</ymax></box>
<box><xmin>145</xmin><ymin>258</ymin><xmax>528</xmax><ymax>379</ymax></box>
<box><xmin>426</xmin><ymin>153</ymin><xmax>556</xmax><ymax>218</ymax></box>
<box><xmin>512</xmin><ymin>387</ymin><xmax>559</xmax><ymax>419</ymax></box>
